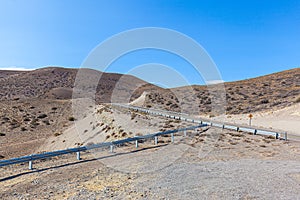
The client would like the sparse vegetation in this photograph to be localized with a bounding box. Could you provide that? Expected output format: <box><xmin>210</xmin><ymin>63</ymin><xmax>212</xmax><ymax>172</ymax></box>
<box><xmin>68</xmin><ymin>116</ymin><xmax>76</xmax><ymax>121</ymax></box>
<box><xmin>0</xmin><ymin>67</ymin><xmax>299</xmax><ymax>198</ymax></box>
<box><xmin>30</xmin><ymin>118</ymin><xmax>39</xmax><ymax>126</ymax></box>
<box><xmin>42</xmin><ymin>120</ymin><xmax>50</xmax><ymax>125</ymax></box>
<box><xmin>209</xmin><ymin>114</ymin><xmax>215</xmax><ymax>118</ymax></box>
<box><xmin>54</xmin><ymin>132</ymin><xmax>62</xmax><ymax>137</ymax></box>
<box><xmin>23</xmin><ymin>117</ymin><xmax>30</xmax><ymax>122</ymax></box>
<box><xmin>131</xmin><ymin>112</ymin><xmax>137</xmax><ymax>120</ymax></box>
<box><xmin>37</xmin><ymin>114</ymin><xmax>48</xmax><ymax>119</ymax></box>
<box><xmin>261</xmin><ymin>99</ymin><xmax>269</xmax><ymax>104</ymax></box>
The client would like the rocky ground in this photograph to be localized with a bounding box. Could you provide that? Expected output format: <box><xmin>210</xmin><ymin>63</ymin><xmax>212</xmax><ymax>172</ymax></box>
<box><xmin>138</xmin><ymin>68</ymin><xmax>300</xmax><ymax>115</ymax></box>
<box><xmin>0</xmin><ymin>127</ymin><xmax>299</xmax><ymax>199</ymax></box>
<box><xmin>0</xmin><ymin>67</ymin><xmax>299</xmax><ymax>199</ymax></box>
<box><xmin>0</xmin><ymin>99</ymin><xmax>73</xmax><ymax>158</ymax></box>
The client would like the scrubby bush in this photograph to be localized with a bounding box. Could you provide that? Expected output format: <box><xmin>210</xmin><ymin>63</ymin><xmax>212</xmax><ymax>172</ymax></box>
<box><xmin>54</xmin><ymin>132</ymin><xmax>62</xmax><ymax>137</ymax></box>
<box><xmin>30</xmin><ymin>118</ymin><xmax>39</xmax><ymax>126</ymax></box>
<box><xmin>37</xmin><ymin>114</ymin><xmax>47</xmax><ymax>119</ymax></box>
<box><xmin>261</xmin><ymin>99</ymin><xmax>269</xmax><ymax>104</ymax></box>
<box><xmin>68</xmin><ymin>116</ymin><xmax>75</xmax><ymax>121</ymax></box>
<box><xmin>42</xmin><ymin>120</ymin><xmax>50</xmax><ymax>125</ymax></box>
<box><xmin>131</xmin><ymin>112</ymin><xmax>137</xmax><ymax>120</ymax></box>
<box><xmin>23</xmin><ymin>118</ymin><xmax>30</xmax><ymax>122</ymax></box>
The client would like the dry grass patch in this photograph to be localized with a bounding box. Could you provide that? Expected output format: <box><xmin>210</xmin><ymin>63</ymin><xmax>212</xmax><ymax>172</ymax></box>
<box><xmin>54</xmin><ymin>132</ymin><xmax>62</xmax><ymax>137</ymax></box>
<box><xmin>229</xmin><ymin>132</ymin><xmax>245</xmax><ymax>137</ymax></box>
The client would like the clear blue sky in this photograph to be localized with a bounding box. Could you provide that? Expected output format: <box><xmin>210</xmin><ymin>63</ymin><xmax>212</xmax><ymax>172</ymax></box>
<box><xmin>0</xmin><ymin>0</ymin><xmax>299</xmax><ymax>87</ymax></box>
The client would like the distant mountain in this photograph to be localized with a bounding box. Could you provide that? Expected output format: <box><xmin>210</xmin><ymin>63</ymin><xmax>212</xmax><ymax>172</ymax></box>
<box><xmin>0</xmin><ymin>70</ymin><xmax>25</xmax><ymax>79</ymax></box>
<box><xmin>0</xmin><ymin>67</ymin><xmax>160</xmax><ymax>103</ymax></box>
<box><xmin>0</xmin><ymin>67</ymin><xmax>298</xmax><ymax>115</ymax></box>
<box><xmin>134</xmin><ymin>68</ymin><xmax>300</xmax><ymax>115</ymax></box>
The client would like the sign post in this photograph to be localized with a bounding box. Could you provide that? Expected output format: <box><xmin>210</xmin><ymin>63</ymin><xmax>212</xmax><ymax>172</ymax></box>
<box><xmin>248</xmin><ymin>114</ymin><xmax>253</xmax><ymax>126</ymax></box>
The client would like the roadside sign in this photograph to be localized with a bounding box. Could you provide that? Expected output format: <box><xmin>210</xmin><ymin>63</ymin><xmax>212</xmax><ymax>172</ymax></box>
<box><xmin>248</xmin><ymin>114</ymin><xmax>253</xmax><ymax>126</ymax></box>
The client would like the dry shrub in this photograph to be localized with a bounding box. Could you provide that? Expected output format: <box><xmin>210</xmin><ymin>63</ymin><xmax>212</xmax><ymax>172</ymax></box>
<box><xmin>68</xmin><ymin>116</ymin><xmax>75</xmax><ymax>121</ymax></box>
<box><xmin>54</xmin><ymin>132</ymin><xmax>62</xmax><ymax>137</ymax></box>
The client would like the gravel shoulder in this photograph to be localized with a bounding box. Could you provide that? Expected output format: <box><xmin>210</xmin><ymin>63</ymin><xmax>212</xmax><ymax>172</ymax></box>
<box><xmin>1</xmin><ymin>127</ymin><xmax>299</xmax><ymax>199</ymax></box>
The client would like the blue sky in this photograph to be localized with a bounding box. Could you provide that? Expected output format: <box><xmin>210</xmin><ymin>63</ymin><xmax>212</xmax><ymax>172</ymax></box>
<box><xmin>0</xmin><ymin>0</ymin><xmax>299</xmax><ymax>87</ymax></box>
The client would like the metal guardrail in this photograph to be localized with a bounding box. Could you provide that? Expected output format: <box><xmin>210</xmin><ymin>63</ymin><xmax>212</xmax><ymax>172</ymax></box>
<box><xmin>0</xmin><ymin>124</ymin><xmax>207</xmax><ymax>170</ymax></box>
<box><xmin>0</xmin><ymin>104</ymin><xmax>289</xmax><ymax>171</ymax></box>
<box><xmin>113</xmin><ymin>104</ymin><xmax>288</xmax><ymax>140</ymax></box>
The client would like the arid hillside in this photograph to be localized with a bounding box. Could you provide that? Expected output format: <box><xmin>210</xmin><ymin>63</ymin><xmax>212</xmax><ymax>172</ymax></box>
<box><xmin>137</xmin><ymin>68</ymin><xmax>300</xmax><ymax>115</ymax></box>
<box><xmin>0</xmin><ymin>67</ymin><xmax>299</xmax><ymax>199</ymax></box>
<box><xmin>0</xmin><ymin>67</ymin><xmax>160</xmax><ymax>103</ymax></box>
<box><xmin>0</xmin><ymin>70</ymin><xmax>25</xmax><ymax>79</ymax></box>
<box><xmin>0</xmin><ymin>67</ymin><xmax>299</xmax><ymax>159</ymax></box>
<box><xmin>0</xmin><ymin>67</ymin><xmax>160</xmax><ymax>159</ymax></box>
<box><xmin>1</xmin><ymin>67</ymin><xmax>298</xmax><ymax>114</ymax></box>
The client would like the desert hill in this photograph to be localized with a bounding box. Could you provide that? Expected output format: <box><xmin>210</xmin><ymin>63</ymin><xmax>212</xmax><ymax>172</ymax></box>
<box><xmin>0</xmin><ymin>70</ymin><xmax>25</xmax><ymax>79</ymax></box>
<box><xmin>0</xmin><ymin>67</ymin><xmax>160</xmax><ymax>103</ymax></box>
<box><xmin>0</xmin><ymin>67</ymin><xmax>160</xmax><ymax>158</ymax></box>
<box><xmin>138</xmin><ymin>68</ymin><xmax>300</xmax><ymax>115</ymax></box>
<box><xmin>0</xmin><ymin>67</ymin><xmax>299</xmax><ymax>199</ymax></box>
<box><xmin>1</xmin><ymin>67</ymin><xmax>298</xmax><ymax>114</ymax></box>
<box><xmin>0</xmin><ymin>67</ymin><xmax>299</xmax><ymax>159</ymax></box>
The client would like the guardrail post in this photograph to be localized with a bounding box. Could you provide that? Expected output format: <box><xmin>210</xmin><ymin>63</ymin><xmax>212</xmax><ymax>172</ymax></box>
<box><xmin>154</xmin><ymin>136</ymin><xmax>158</xmax><ymax>145</ymax></box>
<box><xmin>284</xmin><ymin>132</ymin><xmax>288</xmax><ymax>141</ymax></box>
<box><xmin>171</xmin><ymin>133</ymin><xmax>174</xmax><ymax>143</ymax></box>
<box><xmin>29</xmin><ymin>155</ymin><xmax>33</xmax><ymax>170</ymax></box>
<box><xmin>135</xmin><ymin>140</ymin><xmax>138</xmax><ymax>148</ymax></box>
<box><xmin>76</xmin><ymin>151</ymin><xmax>81</xmax><ymax>160</ymax></box>
<box><xmin>254</xmin><ymin>129</ymin><xmax>257</xmax><ymax>135</ymax></box>
<box><xmin>184</xmin><ymin>129</ymin><xmax>187</xmax><ymax>137</ymax></box>
<box><xmin>110</xmin><ymin>145</ymin><xmax>114</xmax><ymax>153</ymax></box>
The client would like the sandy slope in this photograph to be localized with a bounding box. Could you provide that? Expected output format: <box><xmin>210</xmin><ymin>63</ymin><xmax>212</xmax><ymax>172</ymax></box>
<box><xmin>210</xmin><ymin>103</ymin><xmax>300</xmax><ymax>137</ymax></box>
<box><xmin>129</xmin><ymin>91</ymin><xmax>148</xmax><ymax>107</ymax></box>
<box><xmin>40</xmin><ymin>105</ymin><xmax>194</xmax><ymax>152</ymax></box>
